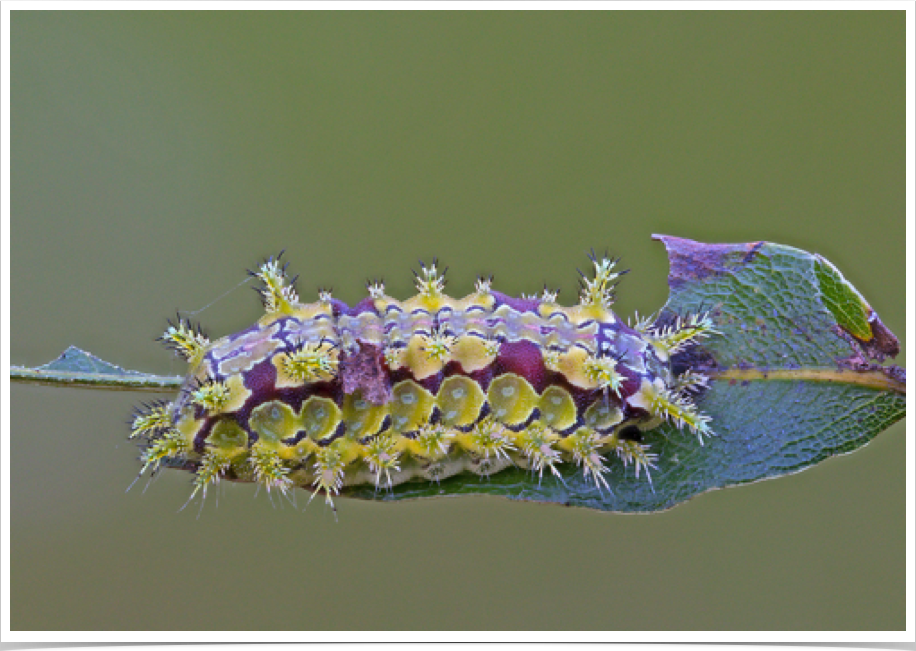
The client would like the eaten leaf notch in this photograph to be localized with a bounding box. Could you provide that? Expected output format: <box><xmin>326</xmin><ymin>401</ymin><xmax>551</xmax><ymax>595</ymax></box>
<box><xmin>654</xmin><ymin>235</ymin><xmax>904</xmax><ymax>396</ymax></box>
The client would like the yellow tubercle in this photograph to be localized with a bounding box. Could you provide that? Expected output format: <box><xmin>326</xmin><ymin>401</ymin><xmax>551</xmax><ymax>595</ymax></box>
<box><xmin>420</xmin><ymin>330</ymin><xmax>456</xmax><ymax>364</ymax></box>
<box><xmin>130</xmin><ymin>402</ymin><xmax>173</xmax><ymax>439</ymax></box>
<box><xmin>189</xmin><ymin>448</ymin><xmax>234</xmax><ymax>502</ymax></box>
<box><xmin>558</xmin><ymin>427</ymin><xmax>611</xmax><ymax>492</ymax></box>
<box><xmin>582</xmin><ymin>354</ymin><xmax>625</xmax><ymax>395</ymax></box>
<box><xmin>249</xmin><ymin>443</ymin><xmax>293</xmax><ymax>495</ymax></box>
<box><xmin>139</xmin><ymin>429</ymin><xmax>190</xmax><ymax>475</ymax></box>
<box><xmin>645</xmin><ymin>312</ymin><xmax>718</xmax><ymax>362</ymax></box>
<box><xmin>626</xmin><ymin>379</ymin><xmax>712</xmax><ymax>441</ymax></box>
<box><xmin>449</xmin><ymin>335</ymin><xmax>494</xmax><ymax>373</ymax></box>
<box><xmin>362</xmin><ymin>434</ymin><xmax>402</xmax><ymax>489</ymax></box>
<box><xmin>412</xmin><ymin>261</ymin><xmax>446</xmax><ymax>300</ymax></box>
<box><xmin>578</xmin><ymin>255</ymin><xmax>621</xmax><ymax>312</ymax></box>
<box><xmin>383</xmin><ymin>345</ymin><xmax>406</xmax><ymax>371</ymax></box>
<box><xmin>190</xmin><ymin>380</ymin><xmax>232</xmax><ymax>413</ymax></box>
<box><xmin>273</xmin><ymin>340</ymin><xmax>339</xmax><ymax>388</ymax></box>
<box><xmin>513</xmin><ymin>422</ymin><xmax>562</xmax><ymax>482</ymax></box>
<box><xmin>160</xmin><ymin>319</ymin><xmax>210</xmax><ymax>366</ymax></box>
<box><xmin>254</xmin><ymin>257</ymin><xmax>299</xmax><ymax>315</ymax></box>
<box><xmin>554</xmin><ymin>346</ymin><xmax>599</xmax><ymax>390</ymax></box>
<box><xmin>610</xmin><ymin>435</ymin><xmax>658</xmax><ymax>481</ymax></box>
<box><xmin>460</xmin><ymin>418</ymin><xmax>515</xmax><ymax>463</ymax></box>
<box><xmin>310</xmin><ymin>443</ymin><xmax>347</xmax><ymax>508</ymax></box>
<box><xmin>408</xmin><ymin>423</ymin><xmax>455</xmax><ymax>461</ymax></box>
<box><xmin>401</xmin><ymin>335</ymin><xmax>446</xmax><ymax>380</ymax></box>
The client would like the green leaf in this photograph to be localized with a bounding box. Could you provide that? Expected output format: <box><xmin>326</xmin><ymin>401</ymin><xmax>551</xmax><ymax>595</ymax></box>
<box><xmin>342</xmin><ymin>236</ymin><xmax>905</xmax><ymax>511</ymax></box>
<box><xmin>10</xmin><ymin>346</ymin><xmax>182</xmax><ymax>392</ymax></box>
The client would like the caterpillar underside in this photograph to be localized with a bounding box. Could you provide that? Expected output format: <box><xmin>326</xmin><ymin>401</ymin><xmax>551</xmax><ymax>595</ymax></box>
<box><xmin>131</xmin><ymin>254</ymin><xmax>716</xmax><ymax>509</ymax></box>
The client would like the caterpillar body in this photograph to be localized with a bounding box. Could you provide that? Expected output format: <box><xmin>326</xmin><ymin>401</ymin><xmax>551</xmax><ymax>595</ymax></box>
<box><xmin>131</xmin><ymin>254</ymin><xmax>716</xmax><ymax>509</ymax></box>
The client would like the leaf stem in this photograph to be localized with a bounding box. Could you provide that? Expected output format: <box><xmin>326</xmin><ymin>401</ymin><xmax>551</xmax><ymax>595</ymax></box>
<box><xmin>10</xmin><ymin>366</ymin><xmax>183</xmax><ymax>392</ymax></box>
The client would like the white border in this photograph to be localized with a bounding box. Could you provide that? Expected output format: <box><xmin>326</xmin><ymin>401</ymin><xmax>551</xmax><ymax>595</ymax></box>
<box><xmin>0</xmin><ymin>1</ymin><xmax>916</xmax><ymax>643</ymax></box>
<box><xmin>905</xmin><ymin>0</ymin><xmax>915</xmax><ymax>642</ymax></box>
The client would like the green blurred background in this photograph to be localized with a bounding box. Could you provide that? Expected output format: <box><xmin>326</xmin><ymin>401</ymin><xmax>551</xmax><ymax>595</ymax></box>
<box><xmin>10</xmin><ymin>11</ymin><xmax>905</xmax><ymax>631</ymax></box>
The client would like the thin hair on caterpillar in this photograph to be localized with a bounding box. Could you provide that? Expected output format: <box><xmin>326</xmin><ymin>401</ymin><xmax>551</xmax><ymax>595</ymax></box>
<box><xmin>130</xmin><ymin>251</ymin><xmax>718</xmax><ymax>512</ymax></box>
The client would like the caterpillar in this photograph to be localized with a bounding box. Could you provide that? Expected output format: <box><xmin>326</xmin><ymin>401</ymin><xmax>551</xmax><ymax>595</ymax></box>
<box><xmin>130</xmin><ymin>253</ymin><xmax>717</xmax><ymax>510</ymax></box>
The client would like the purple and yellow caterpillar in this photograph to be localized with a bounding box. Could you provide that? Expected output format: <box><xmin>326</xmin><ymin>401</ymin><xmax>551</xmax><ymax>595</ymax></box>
<box><xmin>130</xmin><ymin>254</ymin><xmax>716</xmax><ymax>509</ymax></box>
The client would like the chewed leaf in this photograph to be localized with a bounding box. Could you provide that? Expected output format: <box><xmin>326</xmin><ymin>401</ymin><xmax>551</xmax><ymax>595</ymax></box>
<box><xmin>657</xmin><ymin>236</ymin><xmax>902</xmax><ymax>371</ymax></box>
<box><xmin>10</xmin><ymin>346</ymin><xmax>182</xmax><ymax>391</ymax></box>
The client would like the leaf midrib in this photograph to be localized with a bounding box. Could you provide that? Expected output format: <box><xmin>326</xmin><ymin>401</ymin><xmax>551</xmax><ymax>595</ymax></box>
<box><xmin>710</xmin><ymin>368</ymin><xmax>905</xmax><ymax>395</ymax></box>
